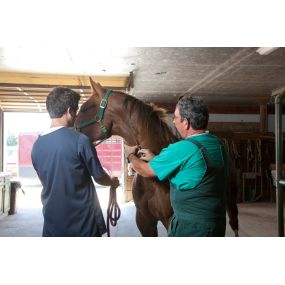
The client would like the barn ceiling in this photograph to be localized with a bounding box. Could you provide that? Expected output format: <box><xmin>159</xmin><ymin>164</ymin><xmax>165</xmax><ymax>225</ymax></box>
<box><xmin>0</xmin><ymin>47</ymin><xmax>285</xmax><ymax>112</ymax></box>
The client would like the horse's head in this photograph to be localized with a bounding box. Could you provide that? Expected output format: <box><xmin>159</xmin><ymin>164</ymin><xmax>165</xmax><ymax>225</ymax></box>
<box><xmin>75</xmin><ymin>77</ymin><xmax>113</xmax><ymax>143</ymax></box>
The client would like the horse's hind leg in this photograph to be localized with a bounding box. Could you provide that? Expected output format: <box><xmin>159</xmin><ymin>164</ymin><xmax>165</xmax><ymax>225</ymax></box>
<box><xmin>136</xmin><ymin>210</ymin><xmax>158</xmax><ymax>237</ymax></box>
<box><xmin>227</xmin><ymin>203</ymin><xmax>239</xmax><ymax>237</ymax></box>
<box><xmin>227</xmin><ymin>165</ymin><xmax>239</xmax><ymax>237</ymax></box>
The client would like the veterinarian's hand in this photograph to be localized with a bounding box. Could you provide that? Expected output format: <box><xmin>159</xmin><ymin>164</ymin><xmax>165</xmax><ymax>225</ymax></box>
<box><xmin>138</xmin><ymin>149</ymin><xmax>155</xmax><ymax>162</ymax></box>
<box><xmin>124</xmin><ymin>145</ymin><xmax>139</xmax><ymax>158</ymax></box>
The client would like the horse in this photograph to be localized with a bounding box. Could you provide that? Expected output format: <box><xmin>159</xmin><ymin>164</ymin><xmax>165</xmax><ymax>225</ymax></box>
<box><xmin>75</xmin><ymin>78</ymin><xmax>239</xmax><ymax>237</ymax></box>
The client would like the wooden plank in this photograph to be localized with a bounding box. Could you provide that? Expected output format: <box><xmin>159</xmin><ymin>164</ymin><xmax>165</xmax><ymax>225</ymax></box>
<box><xmin>0</xmin><ymin>72</ymin><xmax>129</xmax><ymax>88</ymax></box>
<box><xmin>0</xmin><ymin>101</ymin><xmax>46</xmax><ymax>104</ymax></box>
<box><xmin>2</xmin><ymin>108</ymin><xmax>44</xmax><ymax>112</ymax></box>
<box><xmin>0</xmin><ymin>92</ymin><xmax>49</xmax><ymax>96</ymax></box>
<box><xmin>0</xmin><ymin>106</ymin><xmax>45</xmax><ymax>111</ymax></box>
<box><xmin>0</xmin><ymin>72</ymin><xmax>128</xmax><ymax>112</ymax></box>
<box><xmin>0</xmin><ymin>86</ymin><xmax>125</xmax><ymax>92</ymax></box>
<box><xmin>0</xmin><ymin>96</ymin><xmax>43</xmax><ymax>99</ymax></box>
<box><xmin>0</xmin><ymin>93</ymin><xmax>91</xmax><ymax>98</ymax></box>
<box><xmin>2</xmin><ymin>102</ymin><xmax>46</xmax><ymax>106</ymax></box>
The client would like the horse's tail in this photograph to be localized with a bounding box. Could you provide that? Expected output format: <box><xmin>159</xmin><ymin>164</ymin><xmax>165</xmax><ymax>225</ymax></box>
<box><xmin>226</xmin><ymin>163</ymin><xmax>239</xmax><ymax>237</ymax></box>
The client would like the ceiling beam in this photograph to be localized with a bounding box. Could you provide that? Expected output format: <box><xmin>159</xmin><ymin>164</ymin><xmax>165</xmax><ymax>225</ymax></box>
<box><xmin>0</xmin><ymin>72</ymin><xmax>129</xmax><ymax>87</ymax></box>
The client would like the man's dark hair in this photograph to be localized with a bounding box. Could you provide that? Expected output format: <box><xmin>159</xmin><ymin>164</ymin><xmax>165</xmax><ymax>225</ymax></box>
<box><xmin>177</xmin><ymin>95</ymin><xmax>209</xmax><ymax>130</ymax></box>
<box><xmin>46</xmin><ymin>87</ymin><xmax>80</xmax><ymax>119</ymax></box>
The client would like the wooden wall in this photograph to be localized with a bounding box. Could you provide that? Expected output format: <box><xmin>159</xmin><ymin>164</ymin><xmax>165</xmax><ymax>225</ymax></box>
<box><xmin>212</xmin><ymin>131</ymin><xmax>277</xmax><ymax>202</ymax></box>
<box><xmin>124</xmin><ymin>158</ymin><xmax>135</xmax><ymax>202</ymax></box>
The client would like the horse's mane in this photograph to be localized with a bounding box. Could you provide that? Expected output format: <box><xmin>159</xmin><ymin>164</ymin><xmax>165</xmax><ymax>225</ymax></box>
<box><xmin>116</xmin><ymin>92</ymin><xmax>179</xmax><ymax>152</ymax></box>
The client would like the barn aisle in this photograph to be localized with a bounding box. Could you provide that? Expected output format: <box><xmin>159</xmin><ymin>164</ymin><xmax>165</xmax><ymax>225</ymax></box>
<box><xmin>0</xmin><ymin>178</ymin><xmax>283</xmax><ymax>237</ymax></box>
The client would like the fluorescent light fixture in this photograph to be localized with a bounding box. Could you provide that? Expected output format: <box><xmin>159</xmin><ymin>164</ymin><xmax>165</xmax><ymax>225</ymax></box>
<box><xmin>256</xmin><ymin>47</ymin><xmax>279</xmax><ymax>55</ymax></box>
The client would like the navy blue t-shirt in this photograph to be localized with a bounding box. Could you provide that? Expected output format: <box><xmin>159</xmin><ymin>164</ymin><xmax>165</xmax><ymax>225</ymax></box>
<box><xmin>31</xmin><ymin>127</ymin><xmax>107</xmax><ymax>237</ymax></box>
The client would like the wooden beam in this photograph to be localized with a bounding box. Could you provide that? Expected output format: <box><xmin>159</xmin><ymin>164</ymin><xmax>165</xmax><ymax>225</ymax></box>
<box><xmin>0</xmin><ymin>100</ymin><xmax>46</xmax><ymax>104</ymax></box>
<box><xmin>249</xmin><ymin>96</ymin><xmax>270</xmax><ymax>104</ymax></box>
<box><xmin>0</xmin><ymin>103</ymin><xmax>45</xmax><ymax>108</ymax></box>
<box><xmin>0</xmin><ymin>84</ymin><xmax>127</xmax><ymax>91</ymax></box>
<box><xmin>0</xmin><ymin>72</ymin><xmax>129</xmax><ymax>112</ymax></box>
<box><xmin>2</xmin><ymin>105</ymin><xmax>46</xmax><ymax>108</ymax></box>
<box><xmin>0</xmin><ymin>92</ymin><xmax>50</xmax><ymax>96</ymax></box>
<box><xmin>0</xmin><ymin>72</ymin><xmax>129</xmax><ymax>88</ymax></box>
<box><xmin>0</xmin><ymin>109</ymin><xmax>3</xmax><ymax>171</ymax></box>
<box><xmin>0</xmin><ymin>96</ymin><xmax>46</xmax><ymax>100</ymax></box>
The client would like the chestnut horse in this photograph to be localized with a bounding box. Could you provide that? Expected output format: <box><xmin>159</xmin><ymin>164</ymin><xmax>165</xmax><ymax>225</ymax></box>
<box><xmin>75</xmin><ymin>78</ymin><xmax>239</xmax><ymax>236</ymax></box>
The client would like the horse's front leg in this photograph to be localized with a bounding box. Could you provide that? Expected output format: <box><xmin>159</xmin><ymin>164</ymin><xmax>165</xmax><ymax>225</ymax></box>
<box><xmin>132</xmin><ymin>175</ymin><xmax>159</xmax><ymax>236</ymax></box>
<box><xmin>136</xmin><ymin>209</ymin><xmax>158</xmax><ymax>237</ymax></box>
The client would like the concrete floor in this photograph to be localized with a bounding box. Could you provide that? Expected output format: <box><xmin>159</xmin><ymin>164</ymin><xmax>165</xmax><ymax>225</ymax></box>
<box><xmin>0</xmin><ymin>178</ymin><xmax>283</xmax><ymax>237</ymax></box>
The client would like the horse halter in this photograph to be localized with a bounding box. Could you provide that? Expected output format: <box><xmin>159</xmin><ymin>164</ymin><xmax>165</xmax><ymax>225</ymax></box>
<box><xmin>75</xmin><ymin>89</ymin><xmax>112</xmax><ymax>146</ymax></box>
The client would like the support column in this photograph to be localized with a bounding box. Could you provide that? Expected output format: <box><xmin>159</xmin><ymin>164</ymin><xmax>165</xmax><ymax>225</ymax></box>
<box><xmin>251</xmin><ymin>96</ymin><xmax>268</xmax><ymax>134</ymax></box>
<box><xmin>259</xmin><ymin>102</ymin><xmax>268</xmax><ymax>134</ymax></box>
<box><xmin>0</xmin><ymin>109</ymin><xmax>3</xmax><ymax>171</ymax></box>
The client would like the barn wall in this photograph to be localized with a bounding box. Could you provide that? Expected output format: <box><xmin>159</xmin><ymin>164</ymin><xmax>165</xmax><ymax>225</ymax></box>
<box><xmin>165</xmin><ymin>112</ymin><xmax>285</xmax><ymax>133</ymax></box>
<box><xmin>158</xmin><ymin>102</ymin><xmax>285</xmax><ymax>133</ymax></box>
<box><xmin>268</xmin><ymin>114</ymin><xmax>285</xmax><ymax>133</ymax></box>
<box><xmin>210</xmin><ymin>113</ymin><xmax>285</xmax><ymax>133</ymax></box>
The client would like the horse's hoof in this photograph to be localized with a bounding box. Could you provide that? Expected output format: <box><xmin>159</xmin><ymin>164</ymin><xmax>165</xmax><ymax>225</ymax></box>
<box><xmin>234</xmin><ymin>230</ymin><xmax>239</xmax><ymax>237</ymax></box>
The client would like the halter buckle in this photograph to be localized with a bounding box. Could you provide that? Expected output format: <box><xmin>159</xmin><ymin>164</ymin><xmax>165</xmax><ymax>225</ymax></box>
<box><xmin>100</xmin><ymin>99</ymin><xmax>108</xmax><ymax>109</ymax></box>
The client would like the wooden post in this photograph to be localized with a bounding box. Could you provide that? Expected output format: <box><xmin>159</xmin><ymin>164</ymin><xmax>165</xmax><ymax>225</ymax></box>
<box><xmin>124</xmin><ymin>157</ymin><xmax>134</xmax><ymax>202</ymax></box>
<box><xmin>0</xmin><ymin>109</ymin><xmax>3</xmax><ymax>171</ymax></box>
<box><xmin>250</xmin><ymin>96</ymin><xmax>269</xmax><ymax>134</ymax></box>
<box><xmin>259</xmin><ymin>102</ymin><xmax>268</xmax><ymax>134</ymax></box>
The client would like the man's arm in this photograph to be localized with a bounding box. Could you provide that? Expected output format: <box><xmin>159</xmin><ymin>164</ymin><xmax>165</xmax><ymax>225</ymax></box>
<box><xmin>79</xmin><ymin>135</ymin><xmax>120</xmax><ymax>188</ymax></box>
<box><xmin>94</xmin><ymin>173</ymin><xmax>120</xmax><ymax>188</ymax></box>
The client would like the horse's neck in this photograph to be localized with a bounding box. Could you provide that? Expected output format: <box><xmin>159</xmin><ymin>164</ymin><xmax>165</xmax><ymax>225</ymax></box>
<box><xmin>112</xmin><ymin>105</ymin><xmax>174</xmax><ymax>153</ymax></box>
<box><xmin>112</xmin><ymin>110</ymin><xmax>145</xmax><ymax>146</ymax></box>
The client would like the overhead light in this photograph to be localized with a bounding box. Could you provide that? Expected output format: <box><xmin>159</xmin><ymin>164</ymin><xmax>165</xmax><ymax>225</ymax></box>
<box><xmin>256</xmin><ymin>47</ymin><xmax>279</xmax><ymax>55</ymax></box>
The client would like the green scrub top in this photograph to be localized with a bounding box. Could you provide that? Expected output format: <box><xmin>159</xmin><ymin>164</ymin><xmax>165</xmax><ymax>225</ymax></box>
<box><xmin>149</xmin><ymin>133</ymin><xmax>229</xmax><ymax>237</ymax></box>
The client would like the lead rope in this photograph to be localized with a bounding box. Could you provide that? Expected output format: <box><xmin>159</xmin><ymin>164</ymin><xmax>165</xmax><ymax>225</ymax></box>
<box><xmin>106</xmin><ymin>184</ymin><xmax>121</xmax><ymax>237</ymax></box>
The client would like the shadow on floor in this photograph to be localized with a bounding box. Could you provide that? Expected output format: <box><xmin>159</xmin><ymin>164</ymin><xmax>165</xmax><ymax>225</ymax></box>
<box><xmin>0</xmin><ymin>178</ymin><xmax>283</xmax><ymax>237</ymax></box>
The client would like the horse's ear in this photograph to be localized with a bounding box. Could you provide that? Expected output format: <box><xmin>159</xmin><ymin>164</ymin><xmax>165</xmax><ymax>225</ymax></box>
<box><xmin>89</xmin><ymin>77</ymin><xmax>104</xmax><ymax>98</ymax></box>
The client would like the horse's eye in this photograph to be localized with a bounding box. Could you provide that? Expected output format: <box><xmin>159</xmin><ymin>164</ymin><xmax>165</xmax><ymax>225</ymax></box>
<box><xmin>80</xmin><ymin>107</ymin><xmax>87</xmax><ymax>113</ymax></box>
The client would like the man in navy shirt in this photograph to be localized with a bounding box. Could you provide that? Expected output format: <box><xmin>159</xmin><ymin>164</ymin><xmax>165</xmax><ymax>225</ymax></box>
<box><xmin>31</xmin><ymin>87</ymin><xmax>119</xmax><ymax>237</ymax></box>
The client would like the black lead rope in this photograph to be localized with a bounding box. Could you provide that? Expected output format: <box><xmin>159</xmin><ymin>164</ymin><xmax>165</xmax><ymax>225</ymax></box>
<box><xmin>106</xmin><ymin>185</ymin><xmax>121</xmax><ymax>237</ymax></box>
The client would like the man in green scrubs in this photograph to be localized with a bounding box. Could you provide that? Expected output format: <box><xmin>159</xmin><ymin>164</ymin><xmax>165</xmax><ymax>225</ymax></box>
<box><xmin>125</xmin><ymin>96</ymin><xmax>229</xmax><ymax>237</ymax></box>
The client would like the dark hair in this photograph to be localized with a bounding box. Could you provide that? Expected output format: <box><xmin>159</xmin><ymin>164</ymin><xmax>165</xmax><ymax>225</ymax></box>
<box><xmin>177</xmin><ymin>95</ymin><xmax>209</xmax><ymax>130</ymax></box>
<box><xmin>46</xmin><ymin>87</ymin><xmax>80</xmax><ymax>118</ymax></box>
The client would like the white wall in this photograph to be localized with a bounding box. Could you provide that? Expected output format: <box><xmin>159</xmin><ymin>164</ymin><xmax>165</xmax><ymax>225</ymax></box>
<box><xmin>209</xmin><ymin>114</ymin><xmax>259</xmax><ymax>123</ymax></box>
<box><xmin>210</xmin><ymin>113</ymin><xmax>285</xmax><ymax>133</ymax></box>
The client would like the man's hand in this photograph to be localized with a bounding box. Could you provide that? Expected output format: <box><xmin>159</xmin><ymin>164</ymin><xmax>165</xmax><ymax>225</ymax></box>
<box><xmin>138</xmin><ymin>149</ymin><xmax>155</xmax><ymax>162</ymax></box>
<box><xmin>124</xmin><ymin>145</ymin><xmax>139</xmax><ymax>158</ymax></box>
<box><xmin>110</xmin><ymin>177</ymin><xmax>120</xmax><ymax>188</ymax></box>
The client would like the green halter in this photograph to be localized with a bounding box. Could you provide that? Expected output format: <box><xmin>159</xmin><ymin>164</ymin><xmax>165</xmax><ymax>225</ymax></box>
<box><xmin>75</xmin><ymin>89</ymin><xmax>112</xmax><ymax>139</ymax></box>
